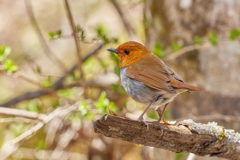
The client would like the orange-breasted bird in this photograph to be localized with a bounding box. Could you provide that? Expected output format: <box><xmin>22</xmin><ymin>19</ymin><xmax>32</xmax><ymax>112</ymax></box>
<box><xmin>107</xmin><ymin>41</ymin><xmax>203</xmax><ymax>133</ymax></box>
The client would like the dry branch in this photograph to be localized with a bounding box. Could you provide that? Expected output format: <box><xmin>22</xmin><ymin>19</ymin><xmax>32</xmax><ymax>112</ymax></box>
<box><xmin>94</xmin><ymin>114</ymin><xmax>240</xmax><ymax>160</ymax></box>
<box><xmin>0</xmin><ymin>44</ymin><xmax>103</xmax><ymax>107</ymax></box>
<box><xmin>63</xmin><ymin>0</ymin><xmax>83</xmax><ymax>75</ymax></box>
<box><xmin>24</xmin><ymin>0</ymin><xmax>66</xmax><ymax>72</ymax></box>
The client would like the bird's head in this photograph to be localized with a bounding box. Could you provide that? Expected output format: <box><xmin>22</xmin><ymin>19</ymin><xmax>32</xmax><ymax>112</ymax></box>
<box><xmin>107</xmin><ymin>41</ymin><xmax>151</xmax><ymax>68</ymax></box>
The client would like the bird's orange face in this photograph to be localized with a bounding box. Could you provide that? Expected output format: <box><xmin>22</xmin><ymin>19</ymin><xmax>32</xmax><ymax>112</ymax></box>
<box><xmin>108</xmin><ymin>41</ymin><xmax>151</xmax><ymax>68</ymax></box>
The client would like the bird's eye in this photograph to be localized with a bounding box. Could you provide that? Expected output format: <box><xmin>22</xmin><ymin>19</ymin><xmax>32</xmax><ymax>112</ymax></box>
<box><xmin>124</xmin><ymin>49</ymin><xmax>130</xmax><ymax>55</ymax></box>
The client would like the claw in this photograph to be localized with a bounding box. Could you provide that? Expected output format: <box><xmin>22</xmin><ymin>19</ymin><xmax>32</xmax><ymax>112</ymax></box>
<box><xmin>153</xmin><ymin>121</ymin><xmax>164</xmax><ymax>136</ymax></box>
<box><xmin>108</xmin><ymin>108</ymin><xmax>118</xmax><ymax>116</ymax></box>
<box><xmin>137</xmin><ymin>116</ymin><xmax>149</xmax><ymax>130</ymax></box>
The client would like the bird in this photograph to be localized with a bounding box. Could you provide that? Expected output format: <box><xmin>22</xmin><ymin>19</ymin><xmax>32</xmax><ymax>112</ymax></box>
<box><xmin>107</xmin><ymin>41</ymin><xmax>203</xmax><ymax>133</ymax></box>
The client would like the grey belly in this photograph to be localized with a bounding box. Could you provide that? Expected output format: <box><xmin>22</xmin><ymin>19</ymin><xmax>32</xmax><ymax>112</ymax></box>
<box><xmin>120</xmin><ymin>67</ymin><xmax>176</xmax><ymax>107</ymax></box>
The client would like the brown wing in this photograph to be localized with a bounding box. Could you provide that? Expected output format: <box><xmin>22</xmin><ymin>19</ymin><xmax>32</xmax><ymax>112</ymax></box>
<box><xmin>126</xmin><ymin>54</ymin><xmax>203</xmax><ymax>93</ymax></box>
<box><xmin>126</xmin><ymin>54</ymin><xmax>176</xmax><ymax>93</ymax></box>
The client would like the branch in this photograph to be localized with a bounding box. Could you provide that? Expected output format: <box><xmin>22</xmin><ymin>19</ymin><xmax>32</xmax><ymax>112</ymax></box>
<box><xmin>63</xmin><ymin>0</ymin><xmax>83</xmax><ymax>75</ymax></box>
<box><xmin>163</xmin><ymin>43</ymin><xmax>212</xmax><ymax>61</ymax></box>
<box><xmin>24</xmin><ymin>0</ymin><xmax>67</xmax><ymax>72</ymax></box>
<box><xmin>0</xmin><ymin>44</ymin><xmax>103</xmax><ymax>107</ymax></box>
<box><xmin>94</xmin><ymin>115</ymin><xmax>240</xmax><ymax>160</ymax></box>
<box><xmin>0</xmin><ymin>104</ymin><xmax>79</xmax><ymax>159</ymax></box>
<box><xmin>110</xmin><ymin>0</ymin><xmax>137</xmax><ymax>40</ymax></box>
<box><xmin>0</xmin><ymin>107</ymin><xmax>47</xmax><ymax>120</ymax></box>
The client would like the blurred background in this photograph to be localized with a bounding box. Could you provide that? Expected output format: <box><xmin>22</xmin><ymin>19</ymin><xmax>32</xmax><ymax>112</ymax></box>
<box><xmin>0</xmin><ymin>0</ymin><xmax>240</xmax><ymax>159</ymax></box>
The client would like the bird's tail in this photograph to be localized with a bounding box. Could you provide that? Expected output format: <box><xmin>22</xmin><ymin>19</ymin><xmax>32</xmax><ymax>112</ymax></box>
<box><xmin>170</xmin><ymin>80</ymin><xmax>204</xmax><ymax>91</ymax></box>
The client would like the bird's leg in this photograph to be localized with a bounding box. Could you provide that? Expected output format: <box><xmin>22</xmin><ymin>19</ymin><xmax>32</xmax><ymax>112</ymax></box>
<box><xmin>156</xmin><ymin>103</ymin><xmax>169</xmax><ymax>124</ymax></box>
<box><xmin>137</xmin><ymin>99</ymin><xmax>156</xmax><ymax>129</ymax></box>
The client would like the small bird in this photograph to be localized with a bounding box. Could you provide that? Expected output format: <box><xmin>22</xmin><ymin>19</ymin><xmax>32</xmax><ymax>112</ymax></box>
<box><xmin>107</xmin><ymin>41</ymin><xmax>203</xmax><ymax>132</ymax></box>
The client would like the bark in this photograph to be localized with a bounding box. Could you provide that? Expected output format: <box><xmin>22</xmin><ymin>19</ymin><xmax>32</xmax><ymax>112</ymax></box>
<box><xmin>94</xmin><ymin>114</ymin><xmax>240</xmax><ymax>160</ymax></box>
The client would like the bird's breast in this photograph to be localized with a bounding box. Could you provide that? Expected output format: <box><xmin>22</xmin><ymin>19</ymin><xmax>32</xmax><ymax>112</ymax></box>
<box><xmin>120</xmin><ymin>67</ymin><xmax>176</xmax><ymax>107</ymax></box>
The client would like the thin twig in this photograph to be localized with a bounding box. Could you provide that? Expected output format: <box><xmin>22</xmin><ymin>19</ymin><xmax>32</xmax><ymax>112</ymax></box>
<box><xmin>110</xmin><ymin>0</ymin><xmax>137</xmax><ymax>40</ymax></box>
<box><xmin>0</xmin><ymin>117</ymin><xmax>35</xmax><ymax>124</ymax></box>
<box><xmin>14</xmin><ymin>71</ymin><xmax>59</xmax><ymax>97</ymax></box>
<box><xmin>0</xmin><ymin>107</ymin><xmax>47</xmax><ymax>121</ymax></box>
<box><xmin>0</xmin><ymin>44</ymin><xmax>103</xmax><ymax>107</ymax></box>
<box><xmin>163</xmin><ymin>43</ymin><xmax>212</xmax><ymax>61</ymax></box>
<box><xmin>0</xmin><ymin>103</ymin><xmax>79</xmax><ymax>160</ymax></box>
<box><xmin>24</xmin><ymin>0</ymin><xmax>67</xmax><ymax>72</ymax></box>
<box><xmin>63</xmin><ymin>0</ymin><xmax>83</xmax><ymax>75</ymax></box>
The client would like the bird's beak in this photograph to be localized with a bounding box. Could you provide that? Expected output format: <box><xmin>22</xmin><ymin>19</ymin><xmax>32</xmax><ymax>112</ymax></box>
<box><xmin>107</xmin><ymin>48</ymin><xmax>120</xmax><ymax>54</ymax></box>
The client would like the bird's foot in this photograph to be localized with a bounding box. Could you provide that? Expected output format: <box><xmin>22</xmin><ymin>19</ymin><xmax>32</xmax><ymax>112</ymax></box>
<box><xmin>151</xmin><ymin>121</ymin><xmax>164</xmax><ymax>136</ymax></box>
<box><xmin>137</xmin><ymin>116</ymin><xmax>149</xmax><ymax>130</ymax></box>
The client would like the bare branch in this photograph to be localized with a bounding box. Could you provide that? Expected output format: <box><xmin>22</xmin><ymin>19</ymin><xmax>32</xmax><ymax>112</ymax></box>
<box><xmin>0</xmin><ymin>104</ymin><xmax>79</xmax><ymax>159</ymax></box>
<box><xmin>13</xmin><ymin>71</ymin><xmax>59</xmax><ymax>97</ymax></box>
<box><xmin>163</xmin><ymin>43</ymin><xmax>212</xmax><ymax>61</ymax></box>
<box><xmin>0</xmin><ymin>107</ymin><xmax>47</xmax><ymax>121</ymax></box>
<box><xmin>94</xmin><ymin>115</ymin><xmax>240</xmax><ymax>160</ymax></box>
<box><xmin>110</xmin><ymin>0</ymin><xmax>137</xmax><ymax>40</ymax></box>
<box><xmin>0</xmin><ymin>44</ymin><xmax>103</xmax><ymax>107</ymax></box>
<box><xmin>63</xmin><ymin>0</ymin><xmax>83</xmax><ymax>75</ymax></box>
<box><xmin>24</xmin><ymin>0</ymin><xmax>67</xmax><ymax>72</ymax></box>
<box><xmin>0</xmin><ymin>117</ymin><xmax>35</xmax><ymax>124</ymax></box>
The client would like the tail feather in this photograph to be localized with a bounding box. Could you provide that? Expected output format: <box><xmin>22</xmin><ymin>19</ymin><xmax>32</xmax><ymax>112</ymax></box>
<box><xmin>170</xmin><ymin>80</ymin><xmax>204</xmax><ymax>91</ymax></box>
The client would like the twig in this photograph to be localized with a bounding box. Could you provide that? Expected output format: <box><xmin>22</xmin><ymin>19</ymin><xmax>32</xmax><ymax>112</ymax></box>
<box><xmin>94</xmin><ymin>115</ymin><xmax>240</xmax><ymax>160</ymax></box>
<box><xmin>163</xmin><ymin>43</ymin><xmax>212</xmax><ymax>61</ymax></box>
<box><xmin>0</xmin><ymin>44</ymin><xmax>103</xmax><ymax>107</ymax></box>
<box><xmin>24</xmin><ymin>0</ymin><xmax>67</xmax><ymax>72</ymax></box>
<box><xmin>63</xmin><ymin>0</ymin><xmax>83</xmax><ymax>75</ymax></box>
<box><xmin>11</xmin><ymin>147</ymin><xmax>87</xmax><ymax>160</ymax></box>
<box><xmin>0</xmin><ymin>117</ymin><xmax>35</xmax><ymax>124</ymax></box>
<box><xmin>0</xmin><ymin>107</ymin><xmax>47</xmax><ymax>121</ymax></box>
<box><xmin>110</xmin><ymin>0</ymin><xmax>137</xmax><ymax>40</ymax></box>
<box><xmin>0</xmin><ymin>104</ymin><xmax>79</xmax><ymax>159</ymax></box>
<box><xmin>14</xmin><ymin>71</ymin><xmax>59</xmax><ymax>97</ymax></box>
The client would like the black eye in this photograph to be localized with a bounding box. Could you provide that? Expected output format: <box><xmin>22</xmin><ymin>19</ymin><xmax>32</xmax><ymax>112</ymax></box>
<box><xmin>124</xmin><ymin>49</ymin><xmax>130</xmax><ymax>55</ymax></box>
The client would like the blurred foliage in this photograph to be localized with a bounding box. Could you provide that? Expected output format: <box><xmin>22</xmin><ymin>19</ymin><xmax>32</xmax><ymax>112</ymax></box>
<box><xmin>229</xmin><ymin>27</ymin><xmax>240</xmax><ymax>41</ymax></box>
<box><xmin>3</xmin><ymin>59</ymin><xmax>18</xmax><ymax>73</ymax></box>
<box><xmin>208</xmin><ymin>31</ymin><xmax>218</xmax><ymax>46</ymax></box>
<box><xmin>0</xmin><ymin>45</ymin><xmax>11</xmax><ymax>62</ymax></box>
<box><xmin>171</xmin><ymin>41</ymin><xmax>182</xmax><ymax>52</ymax></box>
<box><xmin>152</xmin><ymin>42</ymin><xmax>167</xmax><ymax>59</ymax></box>
<box><xmin>175</xmin><ymin>152</ymin><xmax>187</xmax><ymax>160</ymax></box>
<box><xmin>193</xmin><ymin>36</ymin><xmax>203</xmax><ymax>44</ymax></box>
<box><xmin>48</xmin><ymin>30</ymin><xmax>62</xmax><ymax>40</ymax></box>
<box><xmin>94</xmin><ymin>91</ymin><xmax>118</xmax><ymax>114</ymax></box>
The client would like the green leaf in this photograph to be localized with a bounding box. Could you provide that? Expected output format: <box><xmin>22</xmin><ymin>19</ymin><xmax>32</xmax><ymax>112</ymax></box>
<box><xmin>48</xmin><ymin>32</ymin><xmax>54</xmax><ymax>38</ymax></box>
<box><xmin>3</xmin><ymin>59</ymin><xmax>18</xmax><ymax>73</ymax></box>
<box><xmin>57</xmin><ymin>88</ymin><xmax>73</xmax><ymax>99</ymax></box>
<box><xmin>79</xmin><ymin>102</ymin><xmax>89</xmax><ymax>116</ymax></box>
<box><xmin>56</xmin><ymin>30</ymin><xmax>62</xmax><ymax>36</ymax></box>
<box><xmin>208</xmin><ymin>31</ymin><xmax>218</xmax><ymax>46</ymax></box>
<box><xmin>110</xmin><ymin>52</ymin><xmax>120</xmax><ymax>76</ymax></box>
<box><xmin>193</xmin><ymin>36</ymin><xmax>203</xmax><ymax>44</ymax></box>
<box><xmin>152</xmin><ymin>43</ymin><xmax>167</xmax><ymax>58</ymax></box>
<box><xmin>148</xmin><ymin>110</ymin><xmax>158</xmax><ymax>120</ymax></box>
<box><xmin>85</xmin><ymin>112</ymin><xmax>95</xmax><ymax>120</ymax></box>
<box><xmin>28</xmin><ymin>99</ymin><xmax>40</xmax><ymax>113</ymax></box>
<box><xmin>111</xmin><ymin>84</ymin><xmax>126</xmax><ymax>95</ymax></box>
<box><xmin>229</xmin><ymin>28</ymin><xmax>240</xmax><ymax>41</ymax></box>
<box><xmin>42</xmin><ymin>76</ymin><xmax>51</xmax><ymax>88</ymax></box>
<box><xmin>96</xmin><ymin>25</ymin><xmax>109</xmax><ymax>44</ymax></box>
<box><xmin>0</xmin><ymin>45</ymin><xmax>11</xmax><ymax>62</ymax></box>
<box><xmin>48</xmin><ymin>30</ymin><xmax>62</xmax><ymax>40</ymax></box>
<box><xmin>175</xmin><ymin>152</ymin><xmax>187</xmax><ymax>160</ymax></box>
<box><xmin>36</xmin><ymin>140</ymin><xmax>45</xmax><ymax>150</ymax></box>
<box><xmin>94</xmin><ymin>91</ymin><xmax>118</xmax><ymax>114</ymax></box>
<box><xmin>171</xmin><ymin>42</ymin><xmax>182</xmax><ymax>52</ymax></box>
